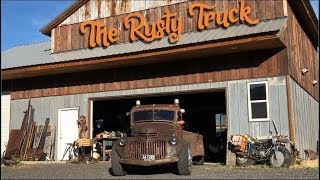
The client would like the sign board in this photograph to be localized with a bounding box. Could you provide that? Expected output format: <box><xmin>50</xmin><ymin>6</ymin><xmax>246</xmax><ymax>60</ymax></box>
<box><xmin>80</xmin><ymin>0</ymin><xmax>259</xmax><ymax>48</ymax></box>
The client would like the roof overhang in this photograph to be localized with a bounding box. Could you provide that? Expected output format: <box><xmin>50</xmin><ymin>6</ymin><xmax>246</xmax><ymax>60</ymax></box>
<box><xmin>287</xmin><ymin>0</ymin><xmax>319</xmax><ymax>48</ymax></box>
<box><xmin>2</xmin><ymin>32</ymin><xmax>285</xmax><ymax>80</ymax></box>
<box><xmin>4</xmin><ymin>18</ymin><xmax>287</xmax><ymax>70</ymax></box>
<box><xmin>40</xmin><ymin>0</ymin><xmax>89</xmax><ymax>36</ymax></box>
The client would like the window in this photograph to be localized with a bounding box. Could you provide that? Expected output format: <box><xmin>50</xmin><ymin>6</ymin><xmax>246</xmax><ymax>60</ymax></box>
<box><xmin>133</xmin><ymin>110</ymin><xmax>175</xmax><ymax>122</ymax></box>
<box><xmin>247</xmin><ymin>81</ymin><xmax>270</xmax><ymax>121</ymax></box>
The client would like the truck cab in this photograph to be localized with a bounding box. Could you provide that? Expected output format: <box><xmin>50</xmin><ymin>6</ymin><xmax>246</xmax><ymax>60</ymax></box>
<box><xmin>111</xmin><ymin>99</ymin><xmax>204</xmax><ymax>176</ymax></box>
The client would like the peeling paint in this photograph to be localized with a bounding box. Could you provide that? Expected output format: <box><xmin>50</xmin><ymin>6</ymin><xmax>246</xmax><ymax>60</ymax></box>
<box><xmin>85</xmin><ymin>1</ymin><xmax>90</xmax><ymax>20</ymax></box>
<box><xmin>111</xmin><ymin>0</ymin><xmax>116</xmax><ymax>16</ymax></box>
<box><xmin>58</xmin><ymin>0</ymin><xmax>189</xmax><ymax>27</ymax></box>
<box><xmin>98</xmin><ymin>0</ymin><xmax>101</xmax><ymax>18</ymax></box>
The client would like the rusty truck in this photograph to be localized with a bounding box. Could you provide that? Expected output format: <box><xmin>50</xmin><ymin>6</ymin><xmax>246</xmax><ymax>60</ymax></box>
<box><xmin>111</xmin><ymin>99</ymin><xmax>205</xmax><ymax>176</ymax></box>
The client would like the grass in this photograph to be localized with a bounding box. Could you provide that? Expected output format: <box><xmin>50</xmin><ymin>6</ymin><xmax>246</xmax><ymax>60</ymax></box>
<box><xmin>290</xmin><ymin>159</ymin><xmax>319</xmax><ymax>169</ymax></box>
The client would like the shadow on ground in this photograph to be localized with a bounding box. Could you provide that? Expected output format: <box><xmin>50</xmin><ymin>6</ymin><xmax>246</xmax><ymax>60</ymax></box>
<box><xmin>109</xmin><ymin>164</ymin><xmax>177</xmax><ymax>175</ymax></box>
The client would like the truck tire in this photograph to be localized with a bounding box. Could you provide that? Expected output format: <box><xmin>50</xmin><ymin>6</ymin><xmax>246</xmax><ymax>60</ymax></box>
<box><xmin>236</xmin><ymin>156</ymin><xmax>255</xmax><ymax>166</ymax></box>
<box><xmin>193</xmin><ymin>156</ymin><xmax>204</xmax><ymax>165</ymax></box>
<box><xmin>111</xmin><ymin>145</ymin><xmax>126</xmax><ymax>176</ymax></box>
<box><xmin>176</xmin><ymin>144</ymin><xmax>192</xmax><ymax>175</ymax></box>
<box><xmin>269</xmin><ymin>147</ymin><xmax>291</xmax><ymax>168</ymax></box>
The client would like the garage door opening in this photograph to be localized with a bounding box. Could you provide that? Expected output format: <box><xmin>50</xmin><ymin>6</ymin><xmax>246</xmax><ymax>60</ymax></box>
<box><xmin>92</xmin><ymin>90</ymin><xmax>227</xmax><ymax>163</ymax></box>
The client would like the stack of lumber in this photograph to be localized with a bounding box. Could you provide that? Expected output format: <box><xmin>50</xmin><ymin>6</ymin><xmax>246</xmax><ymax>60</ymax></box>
<box><xmin>3</xmin><ymin>98</ymin><xmax>54</xmax><ymax>161</ymax></box>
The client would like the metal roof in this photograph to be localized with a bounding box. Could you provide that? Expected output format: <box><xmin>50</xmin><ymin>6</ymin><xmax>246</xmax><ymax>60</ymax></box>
<box><xmin>1</xmin><ymin>17</ymin><xmax>287</xmax><ymax>70</ymax></box>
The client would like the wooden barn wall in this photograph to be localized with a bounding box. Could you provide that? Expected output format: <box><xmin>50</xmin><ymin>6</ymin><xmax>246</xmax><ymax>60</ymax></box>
<box><xmin>9</xmin><ymin>76</ymin><xmax>288</xmax><ymax>163</ymax></box>
<box><xmin>284</xmin><ymin>3</ymin><xmax>319</xmax><ymax>101</ymax></box>
<box><xmin>228</xmin><ymin>76</ymin><xmax>289</xmax><ymax>138</ymax></box>
<box><xmin>52</xmin><ymin>0</ymin><xmax>286</xmax><ymax>53</ymax></box>
<box><xmin>9</xmin><ymin>95</ymin><xmax>88</xmax><ymax>161</ymax></box>
<box><xmin>8</xmin><ymin>48</ymin><xmax>288</xmax><ymax>100</ymax></box>
<box><xmin>289</xmin><ymin>77</ymin><xmax>319</xmax><ymax>159</ymax></box>
<box><xmin>59</xmin><ymin>0</ymin><xmax>189</xmax><ymax>26</ymax></box>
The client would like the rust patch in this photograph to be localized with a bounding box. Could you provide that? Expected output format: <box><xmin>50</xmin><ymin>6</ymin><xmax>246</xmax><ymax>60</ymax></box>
<box><xmin>97</xmin><ymin>0</ymin><xmax>101</xmax><ymax>18</ymax></box>
<box><xmin>120</xmin><ymin>0</ymin><xmax>128</xmax><ymax>13</ymax></box>
<box><xmin>84</xmin><ymin>1</ymin><xmax>90</xmax><ymax>20</ymax></box>
<box><xmin>106</xmin><ymin>0</ymin><xmax>112</xmax><ymax>16</ymax></box>
<box><xmin>111</xmin><ymin>0</ymin><xmax>117</xmax><ymax>16</ymax></box>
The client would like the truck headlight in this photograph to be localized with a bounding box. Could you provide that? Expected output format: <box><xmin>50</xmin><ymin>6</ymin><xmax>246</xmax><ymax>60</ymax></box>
<box><xmin>119</xmin><ymin>139</ymin><xmax>126</xmax><ymax>146</ymax></box>
<box><xmin>169</xmin><ymin>136</ymin><xmax>177</xmax><ymax>145</ymax></box>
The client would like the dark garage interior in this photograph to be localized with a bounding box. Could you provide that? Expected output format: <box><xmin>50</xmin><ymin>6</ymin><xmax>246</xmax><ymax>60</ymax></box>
<box><xmin>92</xmin><ymin>90</ymin><xmax>227</xmax><ymax>163</ymax></box>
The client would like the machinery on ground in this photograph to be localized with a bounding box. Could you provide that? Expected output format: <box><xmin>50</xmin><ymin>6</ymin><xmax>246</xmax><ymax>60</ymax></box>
<box><xmin>228</xmin><ymin>120</ymin><xmax>292</xmax><ymax>168</ymax></box>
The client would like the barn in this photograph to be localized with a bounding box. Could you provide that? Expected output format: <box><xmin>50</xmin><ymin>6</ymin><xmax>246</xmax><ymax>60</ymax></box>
<box><xmin>1</xmin><ymin>0</ymin><xmax>318</xmax><ymax>164</ymax></box>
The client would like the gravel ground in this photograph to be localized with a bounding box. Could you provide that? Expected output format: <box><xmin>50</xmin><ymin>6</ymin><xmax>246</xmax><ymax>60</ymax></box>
<box><xmin>1</xmin><ymin>162</ymin><xmax>318</xmax><ymax>179</ymax></box>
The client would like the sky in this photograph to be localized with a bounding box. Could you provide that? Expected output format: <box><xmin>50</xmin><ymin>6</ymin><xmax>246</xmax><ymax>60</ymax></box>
<box><xmin>1</xmin><ymin>0</ymin><xmax>319</xmax><ymax>51</ymax></box>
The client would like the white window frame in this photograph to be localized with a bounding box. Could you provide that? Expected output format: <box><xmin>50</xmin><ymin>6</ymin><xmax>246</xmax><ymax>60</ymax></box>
<box><xmin>247</xmin><ymin>81</ymin><xmax>270</xmax><ymax>122</ymax></box>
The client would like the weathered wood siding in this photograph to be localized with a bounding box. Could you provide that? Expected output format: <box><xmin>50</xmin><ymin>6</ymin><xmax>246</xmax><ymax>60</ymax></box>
<box><xmin>289</xmin><ymin>77</ymin><xmax>319</xmax><ymax>159</ymax></box>
<box><xmin>7</xmin><ymin>48</ymin><xmax>288</xmax><ymax>100</ymax></box>
<box><xmin>59</xmin><ymin>0</ymin><xmax>189</xmax><ymax>26</ymax></box>
<box><xmin>9</xmin><ymin>76</ymin><xmax>289</xmax><ymax>162</ymax></box>
<box><xmin>52</xmin><ymin>0</ymin><xmax>287</xmax><ymax>53</ymax></box>
<box><xmin>228</xmin><ymin>76</ymin><xmax>289</xmax><ymax>137</ymax></box>
<box><xmin>284</xmin><ymin>3</ymin><xmax>319</xmax><ymax>100</ymax></box>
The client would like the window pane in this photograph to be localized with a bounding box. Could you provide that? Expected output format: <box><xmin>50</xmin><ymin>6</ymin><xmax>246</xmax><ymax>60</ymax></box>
<box><xmin>250</xmin><ymin>83</ymin><xmax>266</xmax><ymax>100</ymax></box>
<box><xmin>133</xmin><ymin>110</ymin><xmax>174</xmax><ymax>122</ymax></box>
<box><xmin>251</xmin><ymin>102</ymin><xmax>268</xmax><ymax>119</ymax></box>
<box><xmin>134</xmin><ymin>110</ymin><xmax>153</xmax><ymax>122</ymax></box>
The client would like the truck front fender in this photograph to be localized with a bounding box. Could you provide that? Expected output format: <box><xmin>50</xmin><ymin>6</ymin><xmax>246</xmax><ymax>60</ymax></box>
<box><xmin>182</xmin><ymin>130</ymin><xmax>205</xmax><ymax>157</ymax></box>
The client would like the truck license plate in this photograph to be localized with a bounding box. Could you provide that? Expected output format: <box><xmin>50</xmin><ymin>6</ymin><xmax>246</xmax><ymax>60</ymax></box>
<box><xmin>142</xmin><ymin>154</ymin><xmax>155</xmax><ymax>161</ymax></box>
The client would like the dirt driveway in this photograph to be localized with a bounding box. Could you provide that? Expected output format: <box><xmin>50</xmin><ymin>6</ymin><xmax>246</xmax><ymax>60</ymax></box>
<box><xmin>1</xmin><ymin>162</ymin><xmax>318</xmax><ymax>179</ymax></box>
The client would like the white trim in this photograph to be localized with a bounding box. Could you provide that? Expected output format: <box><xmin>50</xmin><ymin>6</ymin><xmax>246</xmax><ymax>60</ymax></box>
<box><xmin>57</xmin><ymin>107</ymin><xmax>79</xmax><ymax>160</ymax></box>
<box><xmin>90</xmin><ymin>100</ymin><xmax>93</xmax><ymax>140</ymax></box>
<box><xmin>247</xmin><ymin>81</ymin><xmax>270</xmax><ymax>122</ymax></box>
<box><xmin>283</xmin><ymin>0</ymin><xmax>288</xmax><ymax>16</ymax></box>
<box><xmin>1</xmin><ymin>91</ymin><xmax>11</xmax><ymax>157</ymax></box>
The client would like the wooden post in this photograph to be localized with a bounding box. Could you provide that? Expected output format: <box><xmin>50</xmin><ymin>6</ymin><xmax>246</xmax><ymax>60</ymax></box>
<box><xmin>286</xmin><ymin>76</ymin><xmax>295</xmax><ymax>142</ymax></box>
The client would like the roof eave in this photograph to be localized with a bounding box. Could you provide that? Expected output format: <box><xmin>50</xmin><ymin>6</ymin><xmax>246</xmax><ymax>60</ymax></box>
<box><xmin>288</xmin><ymin>0</ymin><xmax>319</xmax><ymax>48</ymax></box>
<box><xmin>40</xmin><ymin>0</ymin><xmax>89</xmax><ymax>36</ymax></box>
<box><xmin>2</xmin><ymin>32</ymin><xmax>284</xmax><ymax>80</ymax></box>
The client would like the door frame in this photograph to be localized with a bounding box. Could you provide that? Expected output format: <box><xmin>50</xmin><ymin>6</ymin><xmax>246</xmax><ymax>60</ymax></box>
<box><xmin>88</xmin><ymin>88</ymin><xmax>228</xmax><ymax>163</ymax></box>
<box><xmin>57</xmin><ymin>107</ymin><xmax>79</xmax><ymax>160</ymax></box>
<box><xmin>1</xmin><ymin>91</ymin><xmax>11</xmax><ymax>157</ymax></box>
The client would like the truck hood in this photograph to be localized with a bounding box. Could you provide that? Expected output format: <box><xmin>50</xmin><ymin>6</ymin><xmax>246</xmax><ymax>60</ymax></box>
<box><xmin>131</xmin><ymin>122</ymin><xmax>178</xmax><ymax>137</ymax></box>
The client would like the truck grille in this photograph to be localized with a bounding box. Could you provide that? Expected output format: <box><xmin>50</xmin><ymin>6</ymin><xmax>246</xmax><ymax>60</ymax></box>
<box><xmin>138</xmin><ymin>132</ymin><xmax>158</xmax><ymax>138</ymax></box>
<box><xmin>129</xmin><ymin>141</ymin><xmax>166</xmax><ymax>160</ymax></box>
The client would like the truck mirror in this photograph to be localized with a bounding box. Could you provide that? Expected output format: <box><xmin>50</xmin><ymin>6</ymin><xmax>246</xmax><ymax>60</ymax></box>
<box><xmin>126</xmin><ymin>112</ymin><xmax>130</xmax><ymax>116</ymax></box>
<box><xmin>180</xmin><ymin>109</ymin><xmax>185</xmax><ymax>113</ymax></box>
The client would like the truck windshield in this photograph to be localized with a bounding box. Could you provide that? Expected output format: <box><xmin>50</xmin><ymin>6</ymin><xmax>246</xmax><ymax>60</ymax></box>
<box><xmin>133</xmin><ymin>110</ymin><xmax>175</xmax><ymax>122</ymax></box>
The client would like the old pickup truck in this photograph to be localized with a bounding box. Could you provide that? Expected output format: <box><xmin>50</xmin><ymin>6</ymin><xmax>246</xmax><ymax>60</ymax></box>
<box><xmin>111</xmin><ymin>99</ymin><xmax>204</xmax><ymax>176</ymax></box>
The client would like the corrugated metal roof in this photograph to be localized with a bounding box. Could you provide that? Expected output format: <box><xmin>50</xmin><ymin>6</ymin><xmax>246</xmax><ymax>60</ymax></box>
<box><xmin>1</xmin><ymin>17</ymin><xmax>287</xmax><ymax>70</ymax></box>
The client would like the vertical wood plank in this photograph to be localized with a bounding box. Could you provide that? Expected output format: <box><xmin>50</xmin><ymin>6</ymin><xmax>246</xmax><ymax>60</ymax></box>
<box><xmin>246</xmin><ymin>0</ymin><xmax>257</xmax><ymax>21</ymax></box>
<box><xmin>51</xmin><ymin>29</ymin><xmax>55</xmax><ymax>53</ymax></box>
<box><xmin>265</xmin><ymin>0</ymin><xmax>275</xmax><ymax>19</ymax></box>
<box><xmin>67</xmin><ymin>25</ymin><xmax>72</xmax><ymax>51</ymax></box>
<box><xmin>85</xmin><ymin>1</ymin><xmax>91</xmax><ymax>20</ymax></box>
<box><xmin>274</xmin><ymin>0</ymin><xmax>284</xmax><ymax>17</ymax></box>
<box><xmin>91</xmin><ymin>0</ymin><xmax>99</xmax><ymax>20</ymax></box>
<box><xmin>238</xmin><ymin>80</ymin><xmax>249</xmax><ymax>134</ymax></box>
<box><xmin>256</xmin><ymin>0</ymin><xmax>266</xmax><ymax>20</ymax></box>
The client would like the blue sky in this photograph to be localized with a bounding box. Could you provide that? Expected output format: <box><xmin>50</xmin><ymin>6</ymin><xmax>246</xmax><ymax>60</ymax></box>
<box><xmin>1</xmin><ymin>0</ymin><xmax>319</xmax><ymax>51</ymax></box>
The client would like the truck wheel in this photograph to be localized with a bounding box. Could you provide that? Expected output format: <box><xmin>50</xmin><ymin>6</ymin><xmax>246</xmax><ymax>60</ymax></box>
<box><xmin>269</xmin><ymin>147</ymin><xmax>291</xmax><ymax>168</ymax></box>
<box><xmin>176</xmin><ymin>144</ymin><xmax>192</xmax><ymax>175</ymax></box>
<box><xmin>236</xmin><ymin>156</ymin><xmax>255</xmax><ymax>166</ymax></box>
<box><xmin>193</xmin><ymin>156</ymin><xmax>204</xmax><ymax>165</ymax></box>
<box><xmin>111</xmin><ymin>145</ymin><xmax>126</xmax><ymax>176</ymax></box>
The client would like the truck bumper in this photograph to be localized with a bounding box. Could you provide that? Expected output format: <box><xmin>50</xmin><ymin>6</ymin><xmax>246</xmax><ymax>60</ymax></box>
<box><xmin>119</xmin><ymin>157</ymin><xmax>179</xmax><ymax>166</ymax></box>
